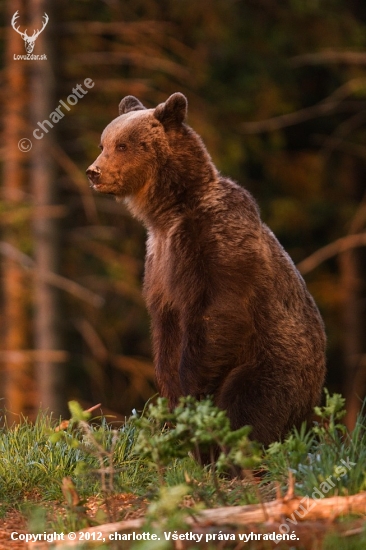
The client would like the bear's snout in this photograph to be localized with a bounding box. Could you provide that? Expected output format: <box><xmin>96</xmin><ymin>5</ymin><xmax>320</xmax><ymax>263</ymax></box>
<box><xmin>86</xmin><ymin>165</ymin><xmax>101</xmax><ymax>184</ymax></box>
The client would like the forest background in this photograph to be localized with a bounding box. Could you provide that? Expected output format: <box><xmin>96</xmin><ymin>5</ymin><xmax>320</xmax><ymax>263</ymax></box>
<box><xmin>1</xmin><ymin>0</ymin><xmax>366</xmax><ymax>432</ymax></box>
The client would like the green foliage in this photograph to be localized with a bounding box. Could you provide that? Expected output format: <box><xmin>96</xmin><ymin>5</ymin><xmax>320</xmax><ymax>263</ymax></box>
<box><xmin>323</xmin><ymin>528</ymin><xmax>366</xmax><ymax>550</ymax></box>
<box><xmin>313</xmin><ymin>388</ymin><xmax>347</xmax><ymax>436</ymax></box>
<box><xmin>264</xmin><ymin>390</ymin><xmax>366</xmax><ymax>497</ymax></box>
<box><xmin>133</xmin><ymin>396</ymin><xmax>262</xmax><ymax>479</ymax></box>
<box><xmin>49</xmin><ymin>401</ymin><xmax>144</xmax><ymax>499</ymax></box>
<box><xmin>1</xmin><ymin>392</ymin><xmax>366</xmax><ymax>545</ymax></box>
<box><xmin>68</xmin><ymin>400</ymin><xmax>92</xmax><ymax>423</ymax></box>
<box><xmin>265</xmin><ymin>421</ymin><xmax>316</xmax><ymax>483</ymax></box>
<box><xmin>129</xmin><ymin>485</ymin><xmax>194</xmax><ymax>550</ymax></box>
<box><xmin>0</xmin><ymin>412</ymin><xmax>84</xmax><ymax>505</ymax></box>
<box><xmin>24</xmin><ymin>504</ymin><xmax>48</xmax><ymax>534</ymax></box>
<box><xmin>1</xmin><ymin>0</ymin><xmax>365</xmax><ymax>421</ymax></box>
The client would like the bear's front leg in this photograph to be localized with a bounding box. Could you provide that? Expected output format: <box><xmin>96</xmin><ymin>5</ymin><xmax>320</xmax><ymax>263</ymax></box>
<box><xmin>178</xmin><ymin>318</ymin><xmax>220</xmax><ymax>400</ymax></box>
<box><xmin>150</xmin><ymin>305</ymin><xmax>183</xmax><ymax>410</ymax></box>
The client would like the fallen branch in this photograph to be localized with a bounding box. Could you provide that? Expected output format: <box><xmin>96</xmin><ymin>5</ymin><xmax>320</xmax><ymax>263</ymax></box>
<box><xmin>189</xmin><ymin>491</ymin><xmax>366</xmax><ymax>524</ymax></box>
<box><xmin>28</xmin><ymin>491</ymin><xmax>366</xmax><ymax>548</ymax></box>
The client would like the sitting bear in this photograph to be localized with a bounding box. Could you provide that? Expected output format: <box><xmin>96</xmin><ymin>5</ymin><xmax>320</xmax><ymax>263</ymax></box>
<box><xmin>86</xmin><ymin>93</ymin><xmax>326</xmax><ymax>445</ymax></box>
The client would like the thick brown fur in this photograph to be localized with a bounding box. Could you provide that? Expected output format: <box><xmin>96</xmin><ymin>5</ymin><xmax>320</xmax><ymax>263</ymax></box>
<box><xmin>87</xmin><ymin>93</ymin><xmax>326</xmax><ymax>446</ymax></box>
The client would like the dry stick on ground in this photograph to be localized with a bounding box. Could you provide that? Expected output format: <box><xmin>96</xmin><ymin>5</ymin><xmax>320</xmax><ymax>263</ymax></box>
<box><xmin>28</xmin><ymin>491</ymin><xmax>366</xmax><ymax>548</ymax></box>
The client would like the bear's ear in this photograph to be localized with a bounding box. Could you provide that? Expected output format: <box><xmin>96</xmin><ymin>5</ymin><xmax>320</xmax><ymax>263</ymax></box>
<box><xmin>154</xmin><ymin>93</ymin><xmax>187</xmax><ymax>129</ymax></box>
<box><xmin>119</xmin><ymin>96</ymin><xmax>146</xmax><ymax>115</ymax></box>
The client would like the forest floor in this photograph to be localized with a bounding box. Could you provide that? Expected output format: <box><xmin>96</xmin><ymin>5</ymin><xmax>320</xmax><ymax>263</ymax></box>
<box><xmin>1</xmin><ymin>493</ymin><xmax>366</xmax><ymax>550</ymax></box>
<box><xmin>0</xmin><ymin>394</ymin><xmax>365</xmax><ymax>549</ymax></box>
<box><xmin>0</xmin><ymin>508</ymin><xmax>27</xmax><ymax>550</ymax></box>
<box><xmin>0</xmin><ymin>493</ymin><xmax>147</xmax><ymax>549</ymax></box>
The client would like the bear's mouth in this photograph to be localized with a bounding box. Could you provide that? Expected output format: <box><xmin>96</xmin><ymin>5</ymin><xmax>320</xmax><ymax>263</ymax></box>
<box><xmin>88</xmin><ymin>178</ymin><xmax>100</xmax><ymax>188</ymax></box>
<box><xmin>88</xmin><ymin>178</ymin><xmax>120</xmax><ymax>197</ymax></box>
<box><xmin>88</xmin><ymin>178</ymin><xmax>100</xmax><ymax>190</ymax></box>
<box><xmin>89</xmin><ymin>180</ymin><xmax>107</xmax><ymax>192</ymax></box>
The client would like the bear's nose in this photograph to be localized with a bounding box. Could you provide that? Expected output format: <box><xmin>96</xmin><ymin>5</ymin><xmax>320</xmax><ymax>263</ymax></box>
<box><xmin>86</xmin><ymin>165</ymin><xmax>101</xmax><ymax>183</ymax></box>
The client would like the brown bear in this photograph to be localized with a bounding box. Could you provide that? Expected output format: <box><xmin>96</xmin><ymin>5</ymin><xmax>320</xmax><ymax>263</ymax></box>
<box><xmin>86</xmin><ymin>92</ymin><xmax>326</xmax><ymax>446</ymax></box>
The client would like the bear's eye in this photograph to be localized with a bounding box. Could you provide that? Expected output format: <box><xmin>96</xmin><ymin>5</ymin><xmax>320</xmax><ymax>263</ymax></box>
<box><xmin>116</xmin><ymin>143</ymin><xmax>127</xmax><ymax>152</ymax></box>
<box><xmin>99</xmin><ymin>144</ymin><xmax>103</xmax><ymax>151</ymax></box>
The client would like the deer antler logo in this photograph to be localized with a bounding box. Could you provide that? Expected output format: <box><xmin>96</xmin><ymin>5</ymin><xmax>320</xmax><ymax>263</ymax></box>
<box><xmin>11</xmin><ymin>11</ymin><xmax>49</xmax><ymax>54</ymax></box>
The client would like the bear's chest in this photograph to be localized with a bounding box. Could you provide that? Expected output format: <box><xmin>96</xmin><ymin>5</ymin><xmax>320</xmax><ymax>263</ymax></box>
<box><xmin>143</xmin><ymin>229</ymin><xmax>180</xmax><ymax>311</ymax></box>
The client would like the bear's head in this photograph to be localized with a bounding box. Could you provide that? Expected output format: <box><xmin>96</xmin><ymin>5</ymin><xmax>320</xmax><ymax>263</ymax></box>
<box><xmin>86</xmin><ymin>93</ymin><xmax>188</xmax><ymax>199</ymax></box>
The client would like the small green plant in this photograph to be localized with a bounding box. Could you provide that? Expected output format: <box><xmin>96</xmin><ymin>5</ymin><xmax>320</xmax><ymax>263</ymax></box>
<box><xmin>300</xmin><ymin>391</ymin><xmax>366</xmax><ymax>497</ymax></box>
<box><xmin>50</xmin><ymin>401</ymin><xmax>120</xmax><ymax>496</ymax></box>
<box><xmin>130</xmin><ymin>484</ymin><xmax>194</xmax><ymax>550</ymax></box>
<box><xmin>133</xmin><ymin>396</ymin><xmax>262</xmax><ymax>503</ymax></box>
<box><xmin>264</xmin><ymin>390</ymin><xmax>366</xmax><ymax>497</ymax></box>
<box><xmin>323</xmin><ymin>528</ymin><xmax>366</xmax><ymax>550</ymax></box>
<box><xmin>313</xmin><ymin>388</ymin><xmax>347</xmax><ymax>440</ymax></box>
<box><xmin>265</xmin><ymin>420</ymin><xmax>315</xmax><ymax>484</ymax></box>
<box><xmin>49</xmin><ymin>401</ymin><xmax>142</xmax><ymax>528</ymax></box>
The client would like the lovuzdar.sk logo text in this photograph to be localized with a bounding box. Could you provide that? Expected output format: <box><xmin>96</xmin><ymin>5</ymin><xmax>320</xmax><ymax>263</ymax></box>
<box><xmin>11</xmin><ymin>10</ymin><xmax>48</xmax><ymax>60</ymax></box>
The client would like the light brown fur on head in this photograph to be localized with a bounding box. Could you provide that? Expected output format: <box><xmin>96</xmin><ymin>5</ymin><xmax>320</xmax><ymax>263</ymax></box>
<box><xmin>87</xmin><ymin>93</ymin><xmax>215</xmax><ymax>226</ymax></box>
<box><xmin>89</xmin><ymin>110</ymin><xmax>163</xmax><ymax>198</ymax></box>
<box><xmin>86</xmin><ymin>94</ymin><xmax>184</xmax><ymax>198</ymax></box>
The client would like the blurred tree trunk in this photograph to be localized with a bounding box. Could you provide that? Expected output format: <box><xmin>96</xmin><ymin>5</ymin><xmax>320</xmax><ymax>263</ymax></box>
<box><xmin>30</xmin><ymin>0</ymin><xmax>65</xmax><ymax>415</ymax></box>
<box><xmin>1</xmin><ymin>0</ymin><xmax>31</xmax><ymax>420</ymax></box>
<box><xmin>340</xmin><ymin>158</ymin><xmax>366</xmax><ymax>431</ymax></box>
<box><xmin>339</xmin><ymin>250</ymin><xmax>363</xmax><ymax>430</ymax></box>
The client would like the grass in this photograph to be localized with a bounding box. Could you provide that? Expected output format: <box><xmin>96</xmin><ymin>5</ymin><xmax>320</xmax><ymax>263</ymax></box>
<box><xmin>264</xmin><ymin>390</ymin><xmax>366</xmax><ymax>497</ymax></box>
<box><xmin>0</xmin><ymin>391</ymin><xmax>365</xmax><ymax>549</ymax></box>
<box><xmin>0</xmin><ymin>413</ymin><xmax>84</xmax><ymax>504</ymax></box>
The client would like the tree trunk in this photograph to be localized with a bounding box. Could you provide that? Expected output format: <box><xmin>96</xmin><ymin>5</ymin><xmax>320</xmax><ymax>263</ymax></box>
<box><xmin>30</xmin><ymin>0</ymin><xmax>65</xmax><ymax>416</ymax></box>
<box><xmin>339</xmin><ymin>249</ymin><xmax>363</xmax><ymax>430</ymax></box>
<box><xmin>1</xmin><ymin>0</ymin><xmax>31</xmax><ymax>421</ymax></box>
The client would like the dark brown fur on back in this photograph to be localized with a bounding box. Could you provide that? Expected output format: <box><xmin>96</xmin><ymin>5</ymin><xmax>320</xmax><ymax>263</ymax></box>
<box><xmin>87</xmin><ymin>93</ymin><xmax>326</xmax><ymax>446</ymax></box>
